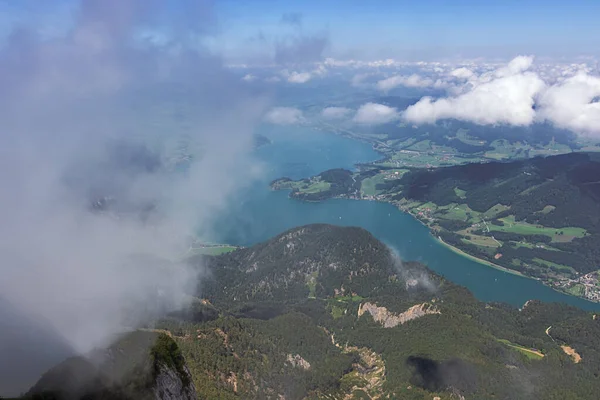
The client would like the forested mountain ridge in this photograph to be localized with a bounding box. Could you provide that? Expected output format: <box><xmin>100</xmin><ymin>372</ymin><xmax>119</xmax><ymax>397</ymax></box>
<box><xmin>165</xmin><ymin>225</ymin><xmax>600</xmax><ymax>399</ymax></box>
<box><xmin>271</xmin><ymin>153</ymin><xmax>600</xmax><ymax>302</ymax></box>
<box><xmin>18</xmin><ymin>224</ymin><xmax>600</xmax><ymax>399</ymax></box>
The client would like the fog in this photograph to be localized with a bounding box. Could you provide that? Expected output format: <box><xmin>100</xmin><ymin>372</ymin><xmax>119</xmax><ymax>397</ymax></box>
<box><xmin>0</xmin><ymin>0</ymin><xmax>269</xmax><ymax>394</ymax></box>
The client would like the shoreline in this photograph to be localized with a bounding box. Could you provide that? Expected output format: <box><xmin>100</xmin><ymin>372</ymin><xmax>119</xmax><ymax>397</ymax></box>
<box><xmin>279</xmin><ymin>187</ymin><xmax>600</xmax><ymax>301</ymax></box>
<box><xmin>435</xmin><ymin>235</ymin><xmax>526</xmax><ymax>277</ymax></box>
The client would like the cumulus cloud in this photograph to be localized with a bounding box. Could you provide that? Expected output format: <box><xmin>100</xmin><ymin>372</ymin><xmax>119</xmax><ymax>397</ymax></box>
<box><xmin>0</xmin><ymin>0</ymin><xmax>268</xmax><ymax>393</ymax></box>
<box><xmin>242</xmin><ymin>73</ymin><xmax>257</xmax><ymax>82</ymax></box>
<box><xmin>377</xmin><ymin>73</ymin><xmax>446</xmax><ymax>91</ymax></box>
<box><xmin>287</xmin><ymin>71</ymin><xmax>312</xmax><ymax>83</ymax></box>
<box><xmin>537</xmin><ymin>73</ymin><xmax>600</xmax><ymax>134</ymax></box>
<box><xmin>404</xmin><ymin>56</ymin><xmax>545</xmax><ymax>126</ymax></box>
<box><xmin>322</xmin><ymin>106</ymin><xmax>352</xmax><ymax>119</ymax></box>
<box><xmin>353</xmin><ymin>103</ymin><xmax>399</xmax><ymax>124</ymax></box>
<box><xmin>450</xmin><ymin>67</ymin><xmax>474</xmax><ymax>80</ymax></box>
<box><xmin>264</xmin><ymin>107</ymin><xmax>304</xmax><ymax>124</ymax></box>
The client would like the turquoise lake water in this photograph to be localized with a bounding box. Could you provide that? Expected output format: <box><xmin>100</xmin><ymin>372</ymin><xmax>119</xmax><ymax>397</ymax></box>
<box><xmin>213</xmin><ymin>126</ymin><xmax>600</xmax><ymax>311</ymax></box>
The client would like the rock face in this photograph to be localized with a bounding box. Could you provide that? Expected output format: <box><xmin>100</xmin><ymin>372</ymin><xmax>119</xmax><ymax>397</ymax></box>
<box><xmin>358</xmin><ymin>302</ymin><xmax>440</xmax><ymax>328</ymax></box>
<box><xmin>24</xmin><ymin>331</ymin><xmax>198</xmax><ymax>400</ymax></box>
<box><xmin>287</xmin><ymin>354</ymin><xmax>311</xmax><ymax>370</ymax></box>
<box><xmin>153</xmin><ymin>364</ymin><xmax>197</xmax><ymax>400</ymax></box>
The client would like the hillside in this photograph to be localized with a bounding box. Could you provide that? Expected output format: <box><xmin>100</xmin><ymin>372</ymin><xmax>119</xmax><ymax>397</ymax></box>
<box><xmin>271</xmin><ymin>153</ymin><xmax>600</xmax><ymax>302</ymax></box>
<box><xmin>16</xmin><ymin>331</ymin><xmax>196</xmax><ymax>400</ymax></box>
<box><xmin>20</xmin><ymin>224</ymin><xmax>600</xmax><ymax>399</ymax></box>
<box><xmin>158</xmin><ymin>224</ymin><xmax>600</xmax><ymax>399</ymax></box>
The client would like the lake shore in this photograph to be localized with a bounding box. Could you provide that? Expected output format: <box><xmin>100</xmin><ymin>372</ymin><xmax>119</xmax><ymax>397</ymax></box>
<box><xmin>435</xmin><ymin>235</ymin><xmax>526</xmax><ymax>277</ymax></box>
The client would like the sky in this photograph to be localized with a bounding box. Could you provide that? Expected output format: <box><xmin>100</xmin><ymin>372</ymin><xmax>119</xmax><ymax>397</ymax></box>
<box><xmin>216</xmin><ymin>0</ymin><xmax>600</xmax><ymax>61</ymax></box>
<box><xmin>2</xmin><ymin>0</ymin><xmax>600</xmax><ymax>62</ymax></box>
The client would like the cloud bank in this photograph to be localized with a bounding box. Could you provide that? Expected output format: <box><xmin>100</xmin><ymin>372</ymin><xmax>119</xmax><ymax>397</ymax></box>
<box><xmin>322</xmin><ymin>106</ymin><xmax>352</xmax><ymax>119</ymax></box>
<box><xmin>354</xmin><ymin>103</ymin><xmax>399</xmax><ymax>124</ymax></box>
<box><xmin>0</xmin><ymin>0</ymin><xmax>268</xmax><ymax>393</ymax></box>
<box><xmin>403</xmin><ymin>55</ymin><xmax>600</xmax><ymax>134</ymax></box>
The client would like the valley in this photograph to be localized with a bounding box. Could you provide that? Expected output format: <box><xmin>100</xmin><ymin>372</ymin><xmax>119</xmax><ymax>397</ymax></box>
<box><xmin>271</xmin><ymin>152</ymin><xmax>600</xmax><ymax>303</ymax></box>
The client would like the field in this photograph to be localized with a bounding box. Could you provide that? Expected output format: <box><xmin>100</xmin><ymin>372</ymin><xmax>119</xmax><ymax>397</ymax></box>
<box><xmin>361</xmin><ymin>174</ymin><xmax>386</xmax><ymax>196</ymax></box>
<box><xmin>511</xmin><ymin>241</ymin><xmax>560</xmax><ymax>252</ymax></box>
<box><xmin>532</xmin><ymin>258</ymin><xmax>576</xmax><ymax>273</ymax></box>
<box><xmin>438</xmin><ymin>203</ymin><xmax>472</xmax><ymax>221</ymax></box>
<box><xmin>454</xmin><ymin>187</ymin><xmax>467</xmax><ymax>199</ymax></box>
<box><xmin>489</xmin><ymin>215</ymin><xmax>587</xmax><ymax>241</ymax></box>
<box><xmin>300</xmin><ymin>180</ymin><xmax>331</xmax><ymax>194</ymax></box>
<box><xmin>483</xmin><ymin>204</ymin><xmax>510</xmax><ymax>219</ymax></box>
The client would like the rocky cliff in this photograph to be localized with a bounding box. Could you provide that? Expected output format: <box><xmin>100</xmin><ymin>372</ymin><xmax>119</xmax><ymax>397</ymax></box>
<box><xmin>358</xmin><ymin>302</ymin><xmax>440</xmax><ymax>328</ymax></box>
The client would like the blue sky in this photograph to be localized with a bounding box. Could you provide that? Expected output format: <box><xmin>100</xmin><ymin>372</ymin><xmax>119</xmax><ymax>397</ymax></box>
<box><xmin>212</xmin><ymin>0</ymin><xmax>600</xmax><ymax>61</ymax></box>
<box><xmin>1</xmin><ymin>0</ymin><xmax>600</xmax><ymax>61</ymax></box>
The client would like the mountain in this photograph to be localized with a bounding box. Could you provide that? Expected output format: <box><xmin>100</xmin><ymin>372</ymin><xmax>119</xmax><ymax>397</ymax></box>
<box><xmin>20</xmin><ymin>224</ymin><xmax>600</xmax><ymax>399</ymax></box>
<box><xmin>160</xmin><ymin>224</ymin><xmax>599</xmax><ymax>399</ymax></box>
<box><xmin>16</xmin><ymin>331</ymin><xmax>196</xmax><ymax>400</ymax></box>
<box><xmin>272</xmin><ymin>152</ymin><xmax>600</xmax><ymax>302</ymax></box>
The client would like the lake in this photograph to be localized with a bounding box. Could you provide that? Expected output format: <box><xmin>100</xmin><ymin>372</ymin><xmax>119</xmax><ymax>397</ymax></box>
<box><xmin>212</xmin><ymin>126</ymin><xmax>600</xmax><ymax>311</ymax></box>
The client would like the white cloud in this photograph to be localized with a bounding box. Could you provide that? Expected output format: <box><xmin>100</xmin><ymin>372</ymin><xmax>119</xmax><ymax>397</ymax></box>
<box><xmin>322</xmin><ymin>106</ymin><xmax>352</xmax><ymax>119</ymax></box>
<box><xmin>241</xmin><ymin>73</ymin><xmax>256</xmax><ymax>82</ymax></box>
<box><xmin>404</xmin><ymin>56</ymin><xmax>546</xmax><ymax>126</ymax></box>
<box><xmin>450</xmin><ymin>67</ymin><xmax>474</xmax><ymax>80</ymax></box>
<box><xmin>377</xmin><ymin>74</ymin><xmax>446</xmax><ymax>91</ymax></box>
<box><xmin>537</xmin><ymin>73</ymin><xmax>600</xmax><ymax>134</ymax></box>
<box><xmin>264</xmin><ymin>107</ymin><xmax>304</xmax><ymax>124</ymax></box>
<box><xmin>287</xmin><ymin>71</ymin><xmax>312</xmax><ymax>83</ymax></box>
<box><xmin>353</xmin><ymin>103</ymin><xmax>399</xmax><ymax>124</ymax></box>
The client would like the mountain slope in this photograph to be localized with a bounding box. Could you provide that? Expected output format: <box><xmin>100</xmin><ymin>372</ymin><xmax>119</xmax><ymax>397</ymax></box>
<box><xmin>160</xmin><ymin>224</ymin><xmax>600</xmax><ymax>400</ymax></box>
<box><xmin>20</xmin><ymin>331</ymin><xmax>196</xmax><ymax>400</ymax></box>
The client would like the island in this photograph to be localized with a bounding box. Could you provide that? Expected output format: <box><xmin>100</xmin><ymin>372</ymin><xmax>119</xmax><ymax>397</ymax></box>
<box><xmin>271</xmin><ymin>152</ymin><xmax>600</xmax><ymax>302</ymax></box>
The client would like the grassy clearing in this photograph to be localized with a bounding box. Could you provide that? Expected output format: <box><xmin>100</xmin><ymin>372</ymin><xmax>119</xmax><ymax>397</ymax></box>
<box><xmin>456</xmin><ymin>129</ymin><xmax>487</xmax><ymax>146</ymax></box>
<box><xmin>301</xmin><ymin>180</ymin><xmax>331</xmax><ymax>194</ymax></box>
<box><xmin>533</xmin><ymin>258</ymin><xmax>576</xmax><ymax>273</ymax></box>
<box><xmin>335</xmin><ymin>294</ymin><xmax>365</xmax><ymax>303</ymax></box>
<box><xmin>511</xmin><ymin>241</ymin><xmax>561</xmax><ymax>252</ymax></box>
<box><xmin>497</xmin><ymin>339</ymin><xmax>544</xmax><ymax>360</ymax></box>
<box><xmin>361</xmin><ymin>174</ymin><xmax>386</xmax><ymax>196</ymax></box>
<box><xmin>194</xmin><ymin>246</ymin><xmax>237</xmax><ymax>256</ymax></box>
<box><xmin>538</xmin><ymin>205</ymin><xmax>556</xmax><ymax>214</ymax></box>
<box><xmin>566</xmin><ymin>284</ymin><xmax>586</xmax><ymax>297</ymax></box>
<box><xmin>330</xmin><ymin>304</ymin><xmax>345</xmax><ymax>319</ymax></box>
<box><xmin>454</xmin><ymin>187</ymin><xmax>467</xmax><ymax>199</ymax></box>
<box><xmin>439</xmin><ymin>204</ymin><xmax>472</xmax><ymax>221</ymax></box>
<box><xmin>490</xmin><ymin>215</ymin><xmax>587</xmax><ymax>239</ymax></box>
<box><xmin>462</xmin><ymin>235</ymin><xmax>501</xmax><ymax>248</ymax></box>
<box><xmin>483</xmin><ymin>204</ymin><xmax>510</xmax><ymax>218</ymax></box>
<box><xmin>406</xmin><ymin>139</ymin><xmax>432</xmax><ymax>151</ymax></box>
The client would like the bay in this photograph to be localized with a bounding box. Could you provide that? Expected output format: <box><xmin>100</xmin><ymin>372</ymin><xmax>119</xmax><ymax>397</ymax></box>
<box><xmin>213</xmin><ymin>126</ymin><xmax>600</xmax><ymax>311</ymax></box>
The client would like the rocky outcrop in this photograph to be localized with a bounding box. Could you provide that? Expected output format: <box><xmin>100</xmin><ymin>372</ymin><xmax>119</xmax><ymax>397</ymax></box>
<box><xmin>287</xmin><ymin>354</ymin><xmax>311</xmax><ymax>370</ymax></box>
<box><xmin>561</xmin><ymin>345</ymin><xmax>582</xmax><ymax>364</ymax></box>
<box><xmin>153</xmin><ymin>364</ymin><xmax>197</xmax><ymax>400</ymax></box>
<box><xmin>358</xmin><ymin>302</ymin><xmax>440</xmax><ymax>328</ymax></box>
